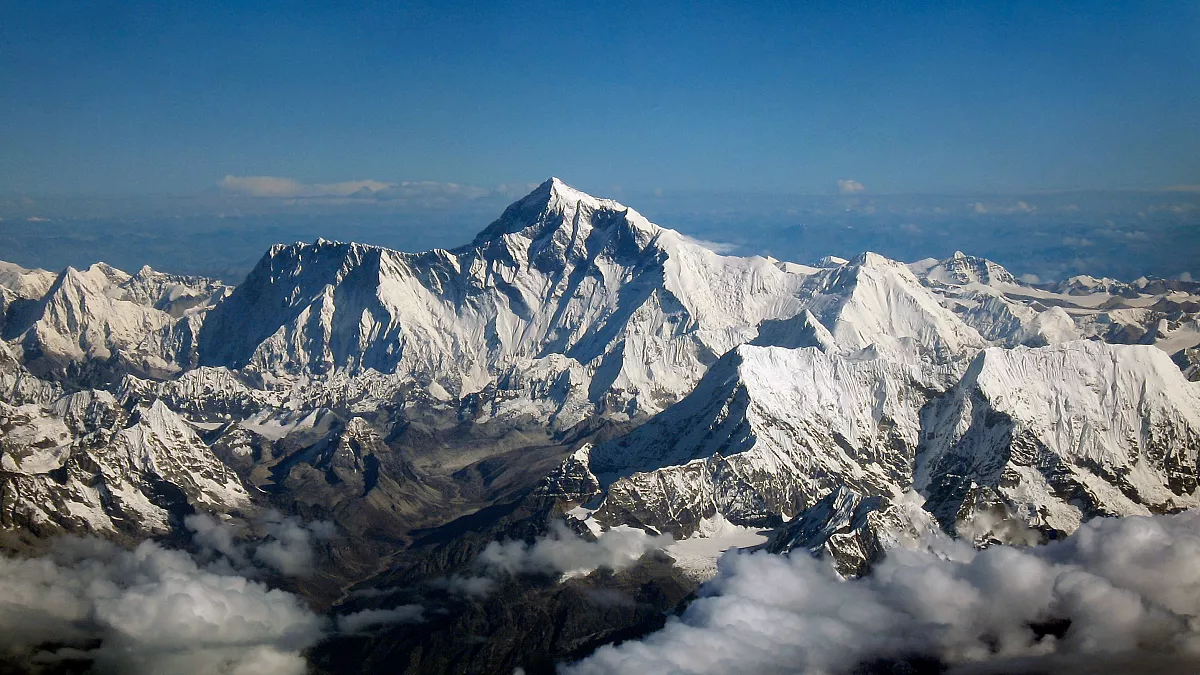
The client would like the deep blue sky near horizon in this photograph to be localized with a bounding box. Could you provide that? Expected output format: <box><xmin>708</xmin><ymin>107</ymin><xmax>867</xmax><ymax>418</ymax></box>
<box><xmin>3</xmin><ymin>1</ymin><xmax>1199</xmax><ymax>197</ymax></box>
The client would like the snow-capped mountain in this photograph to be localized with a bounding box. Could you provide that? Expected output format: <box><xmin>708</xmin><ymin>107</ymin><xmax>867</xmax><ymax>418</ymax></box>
<box><xmin>919</xmin><ymin>250</ymin><xmax>1018</xmax><ymax>286</ymax></box>
<box><xmin>3</xmin><ymin>178</ymin><xmax>1200</xmax><ymax>674</ymax></box>
<box><xmin>197</xmin><ymin>178</ymin><xmax>810</xmax><ymax>419</ymax></box>
<box><xmin>917</xmin><ymin>341</ymin><xmax>1200</xmax><ymax>536</ymax></box>
<box><xmin>0</xmin><ymin>261</ymin><xmax>57</xmax><ymax>300</ymax></box>
<box><xmin>0</xmin><ymin>262</ymin><xmax>57</xmax><ymax>339</ymax></box>
<box><xmin>2</xmin><ymin>262</ymin><xmax>228</xmax><ymax>383</ymax></box>
<box><xmin>793</xmin><ymin>251</ymin><xmax>987</xmax><ymax>362</ymax></box>
<box><xmin>0</xmin><ymin>390</ymin><xmax>247</xmax><ymax>535</ymax></box>
<box><xmin>910</xmin><ymin>249</ymin><xmax>1200</xmax><ymax>358</ymax></box>
<box><xmin>571</xmin><ymin>345</ymin><xmax>951</xmax><ymax>537</ymax></box>
<box><xmin>563</xmin><ymin>337</ymin><xmax>1200</xmax><ymax>545</ymax></box>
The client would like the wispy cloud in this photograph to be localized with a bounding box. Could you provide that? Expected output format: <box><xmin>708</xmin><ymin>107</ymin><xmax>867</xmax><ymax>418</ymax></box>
<box><xmin>219</xmin><ymin>175</ymin><xmax>539</xmax><ymax>203</ymax></box>
<box><xmin>476</xmin><ymin>522</ymin><xmax>672</xmax><ymax>579</ymax></box>
<box><xmin>430</xmin><ymin>523</ymin><xmax>674</xmax><ymax>599</ymax></box>
<box><xmin>971</xmin><ymin>200</ymin><xmax>1036</xmax><ymax>215</ymax></box>
<box><xmin>220</xmin><ymin>175</ymin><xmax>392</xmax><ymax>198</ymax></box>
<box><xmin>186</xmin><ymin>511</ymin><xmax>335</xmax><ymax>578</ymax></box>
<box><xmin>335</xmin><ymin>605</ymin><xmax>424</xmax><ymax>634</ymax></box>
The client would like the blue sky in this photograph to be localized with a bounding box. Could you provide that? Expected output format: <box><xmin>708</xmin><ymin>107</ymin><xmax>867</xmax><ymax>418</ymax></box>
<box><xmin>2</xmin><ymin>1</ymin><xmax>1198</xmax><ymax>197</ymax></box>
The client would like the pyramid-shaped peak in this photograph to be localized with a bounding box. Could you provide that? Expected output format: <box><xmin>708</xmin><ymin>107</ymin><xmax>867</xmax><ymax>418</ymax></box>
<box><xmin>538</xmin><ymin>177</ymin><xmax>619</xmax><ymax>210</ymax></box>
<box><xmin>926</xmin><ymin>250</ymin><xmax>1016</xmax><ymax>286</ymax></box>
<box><xmin>53</xmin><ymin>264</ymin><xmax>114</xmax><ymax>295</ymax></box>
<box><xmin>472</xmin><ymin>177</ymin><xmax>657</xmax><ymax>246</ymax></box>
<box><xmin>849</xmin><ymin>251</ymin><xmax>900</xmax><ymax>269</ymax></box>
<box><xmin>815</xmin><ymin>255</ymin><xmax>849</xmax><ymax>268</ymax></box>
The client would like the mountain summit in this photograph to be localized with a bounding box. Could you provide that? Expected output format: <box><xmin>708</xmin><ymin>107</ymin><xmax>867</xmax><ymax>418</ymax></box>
<box><xmin>471</xmin><ymin>177</ymin><xmax>660</xmax><ymax>248</ymax></box>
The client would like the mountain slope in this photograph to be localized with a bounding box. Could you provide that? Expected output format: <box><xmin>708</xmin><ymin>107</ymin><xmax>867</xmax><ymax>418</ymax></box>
<box><xmin>797</xmin><ymin>252</ymin><xmax>987</xmax><ymax>362</ymax></box>
<box><xmin>916</xmin><ymin>340</ymin><xmax>1200</xmax><ymax>536</ymax></box>
<box><xmin>4</xmin><ymin>263</ymin><xmax>227</xmax><ymax>384</ymax></box>
<box><xmin>923</xmin><ymin>250</ymin><xmax>1018</xmax><ymax>286</ymax></box>
<box><xmin>570</xmin><ymin>345</ymin><xmax>951</xmax><ymax>537</ymax></box>
<box><xmin>1</xmin><ymin>391</ymin><xmax>248</xmax><ymax>536</ymax></box>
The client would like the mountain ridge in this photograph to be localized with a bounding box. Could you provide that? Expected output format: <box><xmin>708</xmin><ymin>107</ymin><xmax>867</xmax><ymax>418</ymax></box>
<box><xmin>1</xmin><ymin>179</ymin><xmax>1200</xmax><ymax>674</ymax></box>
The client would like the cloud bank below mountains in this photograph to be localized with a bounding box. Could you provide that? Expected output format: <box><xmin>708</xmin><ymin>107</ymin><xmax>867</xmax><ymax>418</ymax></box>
<box><xmin>0</xmin><ymin>513</ymin><xmax>408</xmax><ymax>674</ymax></box>
<box><xmin>431</xmin><ymin>523</ymin><xmax>675</xmax><ymax>598</ymax></box>
<box><xmin>0</xmin><ymin>537</ymin><xmax>323</xmax><ymax>675</ymax></box>
<box><xmin>476</xmin><ymin>522</ymin><xmax>673</xmax><ymax>579</ymax></box>
<box><xmin>564</xmin><ymin>512</ymin><xmax>1200</xmax><ymax>675</ymax></box>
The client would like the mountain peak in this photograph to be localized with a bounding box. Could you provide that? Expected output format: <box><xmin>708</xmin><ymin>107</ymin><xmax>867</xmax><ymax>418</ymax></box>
<box><xmin>849</xmin><ymin>251</ymin><xmax>898</xmax><ymax>269</ymax></box>
<box><xmin>926</xmin><ymin>250</ymin><xmax>1017</xmax><ymax>286</ymax></box>
<box><xmin>542</xmin><ymin>176</ymin><xmax>604</xmax><ymax>210</ymax></box>
<box><xmin>471</xmin><ymin>178</ymin><xmax>657</xmax><ymax>248</ymax></box>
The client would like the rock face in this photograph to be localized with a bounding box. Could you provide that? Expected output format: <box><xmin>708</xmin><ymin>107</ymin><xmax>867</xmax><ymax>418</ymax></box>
<box><xmin>2</xmin><ymin>262</ymin><xmax>228</xmax><ymax>384</ymax></box>
<box><xmin>916</xmin><ymin>341</ymin><xmax>1200</xmax><ymax>535</ymax></box>
<box><xmin>767</xmin><ymin>486</ymin><xmax>942</xmax><ymax>576</ymax></box>
<box><xmin>0</xmin><ymin>391</ymin><xmax>247</xmax><ymax>536</ymax></box>
<box><xmin>1175</xmin><ymin>346</ymin><xmax>1200</xmax><ymax>381</ymax></box>
<box><xmin>579</xmin><ymin>345</ymin><xmax>950</xmax><ymax>537</ymax></box>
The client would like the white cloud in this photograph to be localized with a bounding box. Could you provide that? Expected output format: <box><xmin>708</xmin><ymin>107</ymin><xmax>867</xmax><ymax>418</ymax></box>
<box><xmin>218</xmin><ymin>176</ymin><xmax>540</xmax><ymax>205</ymax></box>
<box><xmin>1179</xmin><ymin>272</ymin><xmax>1194</xmax><ymax>282</ymax></box>
<box><xmin>1019</xmin><ymin>273</ymin><xmax>1041</xmax><ymax>284</ymax></box>
<box><xmin>220</xmin><ymin>175</ymin><xmax>305</xmax><ymax>197</ymax></box>
<box><xmin>972</xmin><ymin>201</ymin><xmax>1036</xmax><ymax>215</ymax></box>
<box><xmin>187</xmin><ymin>512</ymin><xmax>251</xmax><ymax>568</ymax></box>
<box><xmin>837</xmin><ymin>179</ymin><xmax>866</xmax><ymax>195</ymax></box>
<box><xmin>477</xmin><ymin>522</ymin><xmax>672</xmax><ymax>579</ymax></box>
<box><xmin>185</xmin><ymin>512</ymin><xmax>335</xmax><ymax>578</ymax></box>
<box><xmin>335</xmin><ymin>605</ymin><xmax>424</xmax><ymax>634</ymax></box>
<box><xmin>564</xmin><ymin>512</ymin><xmax>1200</xmax><ymax>675</ymax></box>
<box><xmin>220</xmin><ymin>175</ymin><xmax>393</xmax><ymax>198</ymax></box>
<box><xmin>433</xmin><ymin>523</ymin><xmax>674</xmax><ymax>598</ymax></box>
<box><xmin>434</xmin><ymin>574</ymin><xmax>498</xmax><ymax>597</ymax></box>
<box><xmin>254</xmin><ymin>511</ymin><xmax>335</xmax><ymax>577</ymax></box>
<box><xmin>0</xmin><ymin>537</ymin><xmax>324</xmax><ymax>674</ymax></box>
